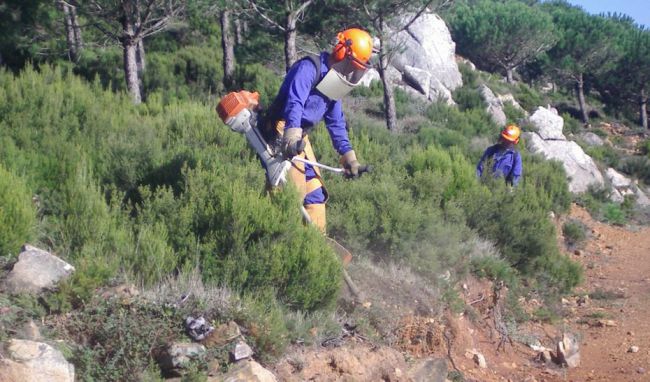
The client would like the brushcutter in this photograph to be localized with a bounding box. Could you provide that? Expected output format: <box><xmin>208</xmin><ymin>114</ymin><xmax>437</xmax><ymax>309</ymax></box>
<box><xmin>217</xmin><ymin>90</ymin><xmax>368</xmax><ymax>302</ymax></box>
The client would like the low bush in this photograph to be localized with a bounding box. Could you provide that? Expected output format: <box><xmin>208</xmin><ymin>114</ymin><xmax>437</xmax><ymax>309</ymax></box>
<box><xmin>584</xmin><ymin>145</ymin><xmax>620</xmax><ymax>168</ymax></box>
<box><xmin>58</xmin><ymin>299</ymin><xmax>181</xmax><ymax>381</ymax></box>
<box><xmin>0</xmin><ymin>164</ymin><xmax>36</xmax><ymax>257</ymax></box>
<box><xmin>562</xmin><ymin>219</ymin><xmax>587</xmax><ymax>247</ymax></box>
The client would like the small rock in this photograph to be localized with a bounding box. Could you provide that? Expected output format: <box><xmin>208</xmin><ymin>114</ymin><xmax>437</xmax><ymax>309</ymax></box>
<box><xmin>0</xmin><ymin>339</ymin><xmax>75</xmax><ymax>382</ymax></box>
<box><xmin>628</xmin><ymin>346</ymin><xmax>639</xmax><ymax>353</ymax></box>
<box><xmin>596</xmin><ymin>319</ymin><xmax>617</xmax><ymax>327</ymax></box>
<box><xmin>627</xmin><ymin>331</ymin><xmax>634</xmax><ymax>336</ymax></box>
<box><xmin>638</xmin><ymin>367</ymin><xmax>646</xmax><ymax>374</ymax></box>
<box><xmin>230</xmin><ymin>340</ymin><xmax>254</xmax><ymax>362</ymax></box>
<box><xmin>577</xmin><ymin>295</ymin><xmax>590</xmax><ymax>306</ymax></box>
<box><xmin>556</xmin><ymin>333</ymin><xmax>580</xmax><ymax>368</ymax></box>
<box><xmin>574</xmin><ymin>249</ymin><xmax>583</xmax><ymax>256</ymax></box>
<box><xmin>159</xmin><ymin>342</ymin><xmax>206</xmax><ymax>372</ymax></box>
<box><xmin>100</xmin><ymin>284</ymin><xmax>139</xmax><ymax>303</ymax></box>
<box><xmin>218</xmin><ymin>360</ymin><xmax>277</xmax><ymax>381</ymax></box>
<box><xmin>409</xmin><ymin>358</ymin><xmax>447</xmax><ymax>382</ymax></box>
<box><xmin>539</xmin><ymin>350</ymin><xmax>553</xmax><ymax>363</ymax></box>
<box><xmin>16</xmin><ymin>319</ymin><xmax>41</xmax><ymax>341</ymax></box>
<box><xmin>185</xmin><ymin>316</ymin><xmax>214</xmax><ymax>342</ymax></box>
<box><xmin>3</xmin><ymin>245</ymin><xmax>75</xmax><ymax>294</ymax></box>
<box><xmin>473</xmin><ymin>352</ymin><xmax>487</xmax><ymax>368</ymax></box>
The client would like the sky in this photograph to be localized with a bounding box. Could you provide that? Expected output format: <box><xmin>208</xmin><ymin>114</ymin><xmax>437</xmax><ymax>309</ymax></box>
<box><xmin>565</xmin><ymin>0</ymin><xmax>649</xmax><ymax>28</ymax></box>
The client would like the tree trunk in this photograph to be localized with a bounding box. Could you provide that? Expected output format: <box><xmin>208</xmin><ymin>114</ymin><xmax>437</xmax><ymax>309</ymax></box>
<box><xmin>506</xmin><ymin>67</ymin><xmax>514</xmax><ymax>84</ymax></box>
<box><xmin>124</xmin><ymin>40</ymin><xmax>141</xmax><ymax>104</ymax></box>
<box><xmin>377</xmin><ymin>30</ymin><xmax>397</xmax><ymax>131</ymax></box>
<box><xmin>284</xmin><ymin>13</ymin><xmax>298</xmax><ymax>72</ymax></box>
<box><xmin>221</xmin><ymin>9</ymin><xmax>235</xmax><ymax>90</ymax></box>
<box><xmin>121</xmin><ymin>1</ymin><xmax>141</xmax><ymax>104</ymax></box>
<box><xmin>136</xmin><ymin>39</ymin><xmax>146</xmax><ymax>74</ymax></box>
<box><xmin>641</xmin><ymin>88</ymin><xmax>648</xmax><ymax>130</ymax></box>
<box><xmin>576</xmin><ymin>73</ymin><xmax>589</xmax><ymax>125</ymax></box>
<box><xmin>234</xmin><ymin>17</ymin><xmax>243</xmax><ymax>45</ymax></box>
<box><xmin>61</xmin><ymin>2</ymin><xmax>78</xmax><ymax>61</ymax></box>
<box><xmin>71</xmin><ymin>5</ymin><xmax>83</xmax><ymax>53</ymax></box>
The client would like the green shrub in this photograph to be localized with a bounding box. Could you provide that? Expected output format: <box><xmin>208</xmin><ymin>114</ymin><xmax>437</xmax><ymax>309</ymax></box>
<box><xmin>584</xmin><ymin>145</ymin><xmax>620</xmax><ymax>167</ymax></box>
<box><xmin>603</xmin><ymin>203</ymin><xmax>626</xmax><ymax>225</ymax></box>
<box><xmin>60</xmin><ymin>299</ymin><xmax>181</xmax><ymax>381</ymax></box>
<box><xmin>512</xmin><ymin>82</ymin><xmax>546</xmax><ymax>113</ymax></box>
<box><xmin>236</xmin><ymin>291</ymin><xmax>290</xmax><ymax>361</ymax></box>
<box><xmin>0</xmin><ymin>164</ymin><xmax>36</xmax><ymax>257</ymax></box>
<box><xmin>619</xmin><ymin>157</ymin><xmax>650</xmax><ymax>186</ymax></box>
<box><xmin>453</xmin><ymin>85</ymin><xmax>483</xmax><ymax>111</ymax></box>
<box><xmin>234</xmin><ymin>63</ymin><xmax>282</xmax><ymax>107</ymax></box>
<box><xmin>143</xmin><ymin>45</ymin><xmax>224</xmax><ymax>102</ymax></box>
<box><xmin>503</xmin><ymin>102</ymin><xmax>526</xmax><ymax>125</ymax></box>
<box><xmin>562</xmin><ymin>219</ymin><xmax>587</xmax><ymax>246</ymax></box>
<box><xmin>562</xmin><ymin>113</ymin><xmax>582</xmax><ymax>135</ymax></box>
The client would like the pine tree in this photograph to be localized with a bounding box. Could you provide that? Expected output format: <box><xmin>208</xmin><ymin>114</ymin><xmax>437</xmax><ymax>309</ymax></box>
<box><xmin>543</xmin><ymin>1</ymin><xmax>622</xmax><ymax>125</ymax></box>
<box><xmin>449</xmin><ymin>0</ymin><xmax>557</xmax><ymax>83</ymax></box>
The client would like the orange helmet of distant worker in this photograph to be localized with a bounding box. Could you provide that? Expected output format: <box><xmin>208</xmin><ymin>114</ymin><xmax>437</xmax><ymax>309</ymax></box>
<box><xmin>332</xmin><ymin>28</ymin><xmax>374</xmax><ymax>70</ymax></box>
<box><xmin>501</xmin><ymin>124</ymin><xmax>521</xmax><ymax>144</ymax></box>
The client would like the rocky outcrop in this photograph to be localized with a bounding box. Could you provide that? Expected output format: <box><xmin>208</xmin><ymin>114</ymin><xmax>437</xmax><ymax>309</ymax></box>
<box><xmin>3</xmin><ymin>245</ymin><xmax>75</xmax><ymax>294</ymax></box>
<box><xmin>556</xmin><ymin>333</ymin><xmax>580</xmax><ymax>368</ymax></box>
<box><xmin>479</xmin><ymin>84</ymin><xmax>507</xmax><ymax>126</ymax></box>
<box><xmin>0</xmin><ymin>339</ymin><xmax>75</xmax><ymax>382</ymax></box>
<box><xmin>529</xmin><ymin>107</ymin><xmax>565</xmax><ymax>140</ymax></box>
<box><xmin>605</xmin><ymin>168</ymin><xmax>650</xmax><ymax>206</ymax></box>
<box><xmin>579</xmin><ymin>132</ymin><xmax>605</xmax><ymax>147</ymax></box>
<box><xmin>525</xmin><ymin>107</ymin><xmax>604</xmax><ymax>193</ymax></box>
<box><xmin>389</xmin><ymin>13</ymin><xmax>462</xmax><ymax>104</ymax></box>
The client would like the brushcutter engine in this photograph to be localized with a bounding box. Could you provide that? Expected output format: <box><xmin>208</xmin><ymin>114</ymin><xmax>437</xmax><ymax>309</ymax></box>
<box><xmin>216</xmin><ymin>91</ymin><xmax>291</xmax><ymax>186</ymax></box>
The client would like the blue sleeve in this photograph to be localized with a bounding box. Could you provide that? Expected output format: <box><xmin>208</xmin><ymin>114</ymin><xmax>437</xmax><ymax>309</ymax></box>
<box><xmin>282</xmin><ymin>60</ymin><xmax>318</xmax><ymax>129</ymax></box>
<box><xmin>476</xmin><ymin>146</ymin><xmax>494</xmax><ymax>178</ymax></box>
<box><xmin>324</xmin><ymin>101</ymin><xmax>353</xmax><ymax>155</ymax></box>
<box><xmin>511</xmin><ymin>151</ymin><xmax>523</xmax><ymax>186</ymax></box>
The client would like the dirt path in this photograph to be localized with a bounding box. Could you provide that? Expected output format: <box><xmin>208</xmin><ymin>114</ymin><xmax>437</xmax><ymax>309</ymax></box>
<box><xmin>567</xmin><ymin>205</ymin><xmax>650</xmax><ymax>381</ymax></box>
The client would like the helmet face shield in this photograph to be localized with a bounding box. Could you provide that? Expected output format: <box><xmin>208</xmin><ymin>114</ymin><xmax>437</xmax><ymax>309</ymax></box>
<box><xmin>331</xmin><ymin>56</ymin><xmax>368</xmax><ymax>85</ymax></box>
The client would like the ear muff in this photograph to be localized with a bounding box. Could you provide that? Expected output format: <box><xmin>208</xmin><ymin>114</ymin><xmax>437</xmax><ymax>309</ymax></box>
<box><xmin>332</xmin><ymin>33</ymin><xmax>350</xmax><ymax>63</ymax></box>
<box><xmin>331</xmin><ymin>29</ymin><xmax>373</xmax><ymax>69</ymax></box>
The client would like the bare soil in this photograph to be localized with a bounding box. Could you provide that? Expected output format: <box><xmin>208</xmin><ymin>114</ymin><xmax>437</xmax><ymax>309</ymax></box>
<box><xmin>272</xmin><ymin>203</ymin><xmax>650</xmax><ymax>381</ymax></box>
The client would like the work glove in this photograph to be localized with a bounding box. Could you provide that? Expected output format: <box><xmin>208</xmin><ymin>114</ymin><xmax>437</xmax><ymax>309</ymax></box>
<box><xmin>281</xmin><ymin>127</ymin><xmax>305</xmax><ymax>158</ymax></box>
<box><xmin>341</xmin><ymin>150</ymin><xmax>361</xmax><ymax>179</ymax></box>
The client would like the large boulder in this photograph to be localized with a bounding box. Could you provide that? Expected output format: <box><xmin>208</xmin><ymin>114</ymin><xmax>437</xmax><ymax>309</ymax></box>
<box><xmin>3</xmin><ymin>245</ymin><xmax>75</xmax><ymax>294</ymax></box>
<box><xmin>389</xmin><ymin>12</ymin><xmax>462</xmax><ymax>103</ymax></box>
<box><xmin>526</xmin><ymin>133</ymin><xmax>604</xmax><ymax>193</ymax></box>
<box><xmin>529</xmin><ymin>107</ymin><xmax>565</xmax><ymax>140</ymax></box>
<box><xmin>0</xmin><ymin>339</ymin><xmax>75</xmax><ymax>382</ymax></box>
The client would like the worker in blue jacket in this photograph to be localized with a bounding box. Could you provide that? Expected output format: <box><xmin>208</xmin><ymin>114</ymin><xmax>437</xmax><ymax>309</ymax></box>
<box><xmin>476</xmin><ymin>124</ymin><xmax>523</xmax><ymax>187</ymax></box>
<box><xmin>262</xmin><ymin>28</ymin><xmax>373</xmax><ymax>233</ymax></box>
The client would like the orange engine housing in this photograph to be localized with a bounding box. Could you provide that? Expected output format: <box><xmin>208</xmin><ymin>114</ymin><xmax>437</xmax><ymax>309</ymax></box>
<box><xmin>216</xmin><ymin>90</ymin><xmax>260</xmax><ymax>124</ymax></box>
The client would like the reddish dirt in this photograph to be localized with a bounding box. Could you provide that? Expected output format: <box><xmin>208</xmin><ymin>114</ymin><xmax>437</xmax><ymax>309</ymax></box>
<box><xmin>272</xmin><ymin>203</ymin><xmax>650</xmax><ymax>381</ymax></box>
<box><xmin>563</xmin><ymin>204</ymin><xmax>650</xmax><ymax>381</ymax></box>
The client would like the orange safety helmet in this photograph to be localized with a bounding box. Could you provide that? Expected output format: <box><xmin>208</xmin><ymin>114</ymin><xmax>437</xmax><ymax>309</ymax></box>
<box><xmin>332</xmin><ymin>28</ymin><xmax>373</xmax><ymax>70</ymax></box>
<box><xmin>501</xmin><ymin>124</ymin><xmax>521</xmax><ymax>144</ymax></box>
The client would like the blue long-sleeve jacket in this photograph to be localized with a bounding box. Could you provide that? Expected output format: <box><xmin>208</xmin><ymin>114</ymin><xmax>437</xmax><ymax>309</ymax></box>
<box><xmin>476</xmin><ymin>144</ymin><xmax>522</xmax><ymax>186</ymax></box>
<box><xmin>272</xmin><ymin>52</ymin><xmax>353</xmax><ymax>156</ymax></box>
